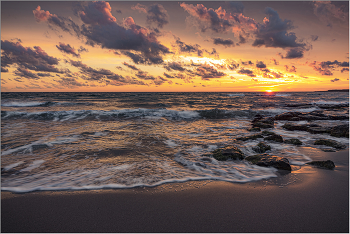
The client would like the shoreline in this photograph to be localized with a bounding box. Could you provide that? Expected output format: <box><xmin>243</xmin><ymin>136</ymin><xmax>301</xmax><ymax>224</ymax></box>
<box><xmin>2</xmin><ymin>149</ymin><xmax>349</xmax><ymax>232</ymax></box>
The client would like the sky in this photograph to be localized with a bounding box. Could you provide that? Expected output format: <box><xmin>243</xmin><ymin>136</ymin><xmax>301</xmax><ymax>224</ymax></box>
<box><xmin>1</xmin><ymin>1</ymin><xmax>349</xmax><ymax>92</ymax></box>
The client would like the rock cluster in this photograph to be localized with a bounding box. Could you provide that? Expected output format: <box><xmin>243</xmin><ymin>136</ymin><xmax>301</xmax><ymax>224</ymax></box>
<box><xmin>274</xmin><ymin>111</ymin><xmax>348</xmax><ymax>121</ymax></box>
<box><xmin>282</xmin><ymin>123</ymin><xmax>349</xmax><ymax>138</ymax></box>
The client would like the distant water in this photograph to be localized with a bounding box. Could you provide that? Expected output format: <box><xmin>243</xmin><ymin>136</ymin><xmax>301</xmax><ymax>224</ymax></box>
<box><xmin>1</xmin><ymin>92</ymin><xmax>349</xmax><ymax>193</ymax></box>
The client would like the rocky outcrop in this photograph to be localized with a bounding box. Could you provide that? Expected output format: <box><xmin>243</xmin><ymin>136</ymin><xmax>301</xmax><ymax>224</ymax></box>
<box><xmin>236</xmin><ymin>131</ymin><xmax>283</xmax><ymax>143</ymax></box>
<box><xmin>314</xmin><ymin>139</ymin><xmax>346</xmax><ymax>149</ymax></box>
<box><xmin>284</xmin><ymin>138</ymin><xmax>303</xmax><ymax>145</ymax></box>
<box><xmin>245</xmin><ymin>154</ymin><xmax>292</xmax><ymax>171</ymax></box>
<box><xmin>212</xmin><ymin>145</ymin><xmax>245</xmax><ymax>161</ymax></box>
<box><xmin>252</xmin><ymin>142</ymin><xmax>271</xmax><ymax>153</ymax></box>
<box><xmin>282</xmin><ymin>123</ymin><xmax>309</xmax><ymax>131</ymax></box>
<box><xmin>275</xmin><ymin>111</ymin><xmax>348</xmax><ymax>121</ymax></box>
<box><xmin>252</xmin><ymin>115</ymin><xmax>274</xmax><ymax>129</ymax></box>
<box><xmin>264</xmin><ymin>134</ymin><xmax>284</xmax><ymax>143</ymax></box>
<box><xmin>330</xmin><ymin>124</ymin><xmax>349</xmax><ymax>138</ymax></box>
<box><xmin>306</xmin><ymin>160</ymin><xmax>335</xmax><ymax>169</ymax></box>
<box><xmin>282</xmin><ymin>123</ymin><xmax>349</xmax><ymax>138</ymax></box>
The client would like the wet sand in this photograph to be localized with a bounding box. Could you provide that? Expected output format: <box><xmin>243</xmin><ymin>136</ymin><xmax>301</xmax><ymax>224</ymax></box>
<box><xmin>2</xmin><ymin>148</ymin><xmax>349</xmax><ymax>233</ymax></box>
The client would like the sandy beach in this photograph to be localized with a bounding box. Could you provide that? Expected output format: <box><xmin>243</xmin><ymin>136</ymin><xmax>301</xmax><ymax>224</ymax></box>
<box><xmin>1</xmin><ymin>148</ymin><xmax>348</xmax><ymax>233</ymax></box>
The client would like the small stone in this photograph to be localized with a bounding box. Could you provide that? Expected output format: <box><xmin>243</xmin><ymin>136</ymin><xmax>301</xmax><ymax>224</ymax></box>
<box><xmin>284</xmin><ymin>139</ymin><xmax>303</xmax><ymax>145</ymax></box>
<box><xmin>212</xmin><ymin>145</ymin><xmax>245</xmax><ymax>161</ymax></box>
<box><xmin>306</xmin><ymin>160</ymin><xmax>335</xmax><ymax>169</ymax></box>
<box><xmin>252</xmin><ymin>142</ymin><xmax>271</xmax><ymax>153</ymax></box>
<box><xmin>264</xmin><ymin>134</ymin><xmax>283</xmax><ymax>143</ymax></box>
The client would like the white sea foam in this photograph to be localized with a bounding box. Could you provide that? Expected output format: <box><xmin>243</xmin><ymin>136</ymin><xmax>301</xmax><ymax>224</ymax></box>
<box><xmin>1</xmin><ymin>101</ymin><xmax>46</xmax><ymax>107</ymax></box>
<box><xmin>227</xmin><ymin>93</ymin><xmax>245</xmax><ymax>97</ymax></box>
<box><xmin>3</xmin><ymin>161</ymin><xmax>24</xmax><ymax>171</ymax></box>
<box><xmin>275</xmin><ymin>93</ymin><xmax>291</xmax><ymax>97</ymax></box>
<box><xmin>21</xmin><ymin>160</ymin><xmax>45</xmax><ymax>172</ymax></box>
<box><xmin>164</xmin><ymin>139</ymin><xmax>178</xmax><ymax>148</ymax></box>
<box><xmin>312</xmin><ymin>100</ymin><xmax>349</xmax><ymax>105</ymax></box>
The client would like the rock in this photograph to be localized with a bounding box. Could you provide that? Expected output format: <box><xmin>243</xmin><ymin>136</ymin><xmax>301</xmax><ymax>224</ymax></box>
<box><xmin>317</xmin><ymin>104</ymin><xmax>349</xmax><ymax>109</ymax></box>
<box><xmin>306</xmin><ymin>160</ymin><xmax>335</xmax><ymax>169</ymax></box>
<box><xmin>264</xmin><ymin>134</ymin><xmax>284</xmax><ymax>143</ymax></box>
<box><xmin>236</xmin><ymin>134</ymin><xmax>264</xmax><ymax>141</ymax></box>
<box><xmin>284</xmin><ymin>138</ymin><xmax>303</xmax><ymax>145</ymax></box>
<box><xmin>245</xmin><ymin>154</ymin><xmax>292</xmax><ymax>171</ymax></box>
<box><xmin>321</xmin><ymin>148</ymin><xmax>336</xmax><ymax>152</ymax></box>
<box><xmin>252</xmin><ymin>142</ymin><xmax>271</xmax><ymax>153</ymax></box>
<box><xmin>274</xmin><ymin>112</ymin><xmax>303</xmax><ymax>121</ymax></box>
<box><xmin>212</xmin><ymin>145</ymin><xmax>245</xmax><ymax>161</ymax></box>
<box><xmin>282</xmin><ymin>123</ymin><xmax>309</xmax><ymax>131</ymax></box>
<box><xmin>275</xmin><ymin>111</ymin><xmax>348</xmax><ymax>121</ymax></box>
<box><xmin>248</xmin><ymin>127</ymin><xmax>261</xmax><ymax>132</ymax></box>
<box><xmin>307</xmin><ymin>127</ymin><xmax>331</xmax><ymax>134</ymax></box>
<box><xmin>285</xmin><ymin>103</ymin><xmax>313</xmax><ymax>108</ymax></box>
<box><xmin>328</xmin><ymin>115</ymin><xmax>349</xmax><ymax>120</ymax></box>
<box><xmin>261</xmin><ymin>130</ymin><xmax>276</xmax><ymax>136</ymax></box>
<box><xmin>252</xmin><ymin>117</ymin><xmax>274</xmax><ymax>129</ymax></box>
<box><xmin>330</xmin><ymin>124</ymin><xmax>349</xmax><ymax>138</ymax></box>
<box><xmin>314</xmin><ymin>139</ymin><xmax>346</xmax><ymax>149</ymax></box>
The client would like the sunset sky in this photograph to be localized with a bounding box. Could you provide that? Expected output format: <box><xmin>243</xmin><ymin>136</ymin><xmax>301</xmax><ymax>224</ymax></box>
<box><xmin>1</xmin><ymin>1</ymin><xmax>349</xmax><ymax>92</ymax></box>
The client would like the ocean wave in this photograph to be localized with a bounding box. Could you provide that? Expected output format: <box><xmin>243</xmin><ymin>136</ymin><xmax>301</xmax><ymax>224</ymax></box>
<box><xmin>1</xmin><ymin>108</ymin><xmax>257</xmax><ymax>121</ymax></box>
<box><xmin>312</xmin><ymin>100</ymin><xmax>349</xmax><ymax>105</ymax></box>
<box><xmin>1</xmin><ymin>101</ymin><xmax>56</xmax><ymax>107</ymax></box>
<box><xmin>227</xmin><ymin>93</ymin><xmax>245</xmax><ymax>97</ymax></box>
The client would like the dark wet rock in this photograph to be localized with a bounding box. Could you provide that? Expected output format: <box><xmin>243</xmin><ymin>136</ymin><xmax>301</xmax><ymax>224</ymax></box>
<box><xmin>321</xmin><ymin>148</ymin><xmax>337</xmax><ymax>152</ymax></box>
<box><xmin>284</xmin><ymin>138</ymin><xmax>303</xmax><ymax>145</ymax></box>
<box><xmin>236</xmin><ymin>134</ymin><xmax>264</xmax><ymax>141</ymax></box>
<box><xmin>285</xmin><ymin>103</ymin><xmax>313</xmax><ymax>108</ymax></box>
<box><xmin>252</xmin><ymin>114</ymin><xmax>264</xmax><ymax>122</ymax></box>
<box><xmin>306</xmin><ymin>160</ymin><xmax>335</xmax><ymax>170</ymax></box>
<box><xmin>328</xmin><ymin>115</ymin><xmax>349</xmax><ymax>120</ymax></box>
<box><xmin>307</xmin><ymin>127</ymin><xmax>331</xmax><ymax>134</ymax></box>
<box><xmin>261</xmin><ymin>130</ymin><xmax>276</xmax><ymax>136</ymax></box>
<box><xmin>282</xmin><ymin>123</ymin><xmax>348</xmax><ymax>138</ymax></box>
<box><xmin>282</xmin><ymin>123</ymin><xmax>309</xmax><ymax>131</ymax></box>
<box><xmin>248</xmin><ymin>127</ymin><xmax>261</xmax><ymax>132</ymax></box>
<box><xmin>252</xmin><ymin>117</ymin><xmax>274</xmax><ymax>129</ymax></box>
<box><xmin>275</xmin><ymin>111</ymin><xmax>348</xmax><ymax>121</ymax></box>
<box><xmin>212</xmin><ymin>145</ymin><xmax>245</xmax><ymax>161</ymax></box>
<box><xmin>274</xmin><ymin>112</ymin><xmax>303</xmax><ymax>121</ymax></box>
<box><xmin>314</xmin><ymin>139</ymin><xmax>346</xmax><ymax>149</ymax></box>
<box><xmin>264</xmin><ymin>134</ymin><xmax>284</xmax><ymax>143</ymax></box>
<box><xmin>317</xmin><ymin>103</ymin><xmax>349</xmax><ymax>109</ymax></box>
<box><xmin>252</xmin><ymin>142</ymin><xmax>271</xmax><ymax>153</ymax></box>
<box><xmin>245</xmin><ymin>154</ymin><xmax>292</xmax><ymax>171</ymax></box>
<box><xmin>330</xmin><ymin>124</ymin><xmax>349</xmax><ymax>138</ymax></box>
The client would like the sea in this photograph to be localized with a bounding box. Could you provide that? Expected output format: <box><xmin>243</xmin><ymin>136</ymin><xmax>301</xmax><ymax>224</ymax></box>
<box><xmin>1</xmin><ymin>92</ymin><xmax>349</xmax><ymax>193</ymax></box>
